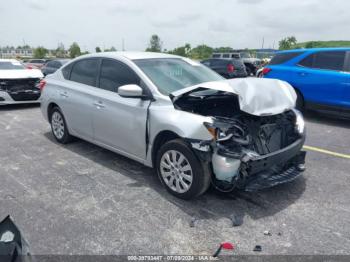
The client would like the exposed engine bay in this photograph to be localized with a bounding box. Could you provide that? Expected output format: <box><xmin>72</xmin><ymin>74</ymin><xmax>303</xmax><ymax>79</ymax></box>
<box><xmin>173</xmin><ymin>88</ymin><xmax>306</xmax><ymax>191</ymax></box>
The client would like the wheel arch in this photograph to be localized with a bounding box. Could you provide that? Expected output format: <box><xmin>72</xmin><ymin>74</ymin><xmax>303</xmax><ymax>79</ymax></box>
<box><xmin>47</xmin><ymin>102</ymin><xmax>60</xmax><ymax>122</ymax></box>
<box><xmin>151</xmin><ymin>130</ymin><xmax>181</xmax><ymax>167</ymax></box>
<box><xmin>292</xmin><ymin>85</ymin><xmax>305</xmax><ymax>109</ymax></box>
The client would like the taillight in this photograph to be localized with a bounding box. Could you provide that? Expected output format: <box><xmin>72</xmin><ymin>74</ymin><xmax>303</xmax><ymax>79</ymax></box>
<box><xmin>262</xmin><ymin>67</ymin><xmax>272</xmax><ymax>75</ymax></box>
<box><xmin>38</xmin><ymin>79</ymin><xmax>46</xmax><ymax>91</ymax></box>
<box><xmin>227</xmin><ymin>64</ymin><xmax>235</xmax><ymax>73</ymax></box>
<box><xmin>26</xmin><ymin>65</ymin><xmax>33</xmax><ymax>69</ymax></box>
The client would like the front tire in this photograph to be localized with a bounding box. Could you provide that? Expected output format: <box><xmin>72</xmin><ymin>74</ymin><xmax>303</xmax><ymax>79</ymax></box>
<box><xmin>156</xmin><ymin>139</ymin><xmax>210</xmax><ymax>200</ymax></box>
<box><xmin>50</xmin><ymin>107</ymin><xmax>72</xmax><ymax>144</ymax></box>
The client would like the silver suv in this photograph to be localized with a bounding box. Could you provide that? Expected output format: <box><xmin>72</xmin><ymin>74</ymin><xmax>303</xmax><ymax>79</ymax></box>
<box><xmin>40</xmin><ymin>52</ymin><xmax>306</xmax><ymax>199</ymax></box>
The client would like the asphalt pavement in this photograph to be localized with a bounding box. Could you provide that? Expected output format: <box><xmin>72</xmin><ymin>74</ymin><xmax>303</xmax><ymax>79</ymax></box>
<box><xmin>0</xmin><ymin>104</ymin><xmax>349</xmax><ymax>255</ymax></box>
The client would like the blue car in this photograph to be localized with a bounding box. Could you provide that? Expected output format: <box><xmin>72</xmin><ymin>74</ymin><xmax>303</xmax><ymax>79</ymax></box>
<box><xmin>263</xmin><ymin>48</ymin><xmax>350</xmax><ymax>117</ymax></box>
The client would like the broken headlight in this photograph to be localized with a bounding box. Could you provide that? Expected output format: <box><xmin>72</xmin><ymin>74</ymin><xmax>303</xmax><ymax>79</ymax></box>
<box><xmin>203</xmin><ymin>121</ymin><xmax>247</xmax><ymax>143</ymax></box>
<box><xmin>203</xmin><ymin>122</ymin><xmax>233</xmax><ymax>142</ymax></box>
<box><xmin>293</xmin><ymin>109</ymin><xmax>305</xmax><ymax>134</ymax></box>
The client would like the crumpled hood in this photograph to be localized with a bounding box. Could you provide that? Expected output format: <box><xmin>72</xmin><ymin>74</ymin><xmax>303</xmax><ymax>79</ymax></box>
<box><xmin>170</xmin><ymin>78</ymin><xmax>297</xmax><ymax>116</ymax></box>
<box><xmin>0</xmin><ymin>69</ymin><xmax>43</xmax><ymax>79</ymax></box>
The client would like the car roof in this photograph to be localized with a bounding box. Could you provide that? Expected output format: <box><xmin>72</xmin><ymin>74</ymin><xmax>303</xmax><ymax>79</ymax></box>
<box><xmin>278</xmin><ymin>47</ymin><xmax>350</xmax><ymax>54</ymax></box>
<box><xmin>75</xmin><ymin>51</ymin><xmax>182</xmax><ymax>61</ymax></box>
<box><xmin>50</xmin><ymin>59</ymin><xmax>71</xmax><ymax>62</ymax></box>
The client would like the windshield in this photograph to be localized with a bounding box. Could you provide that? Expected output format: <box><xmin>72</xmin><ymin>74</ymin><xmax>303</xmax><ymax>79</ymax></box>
<box><xmin>0</xmin><ymin>61</ymin><xmax>25</xmax><ymax>70</ymax></box>
<box><xmin>134</xmin><ymin>58</ymin><xmax>223</xmax><ymax>95</ymax></box>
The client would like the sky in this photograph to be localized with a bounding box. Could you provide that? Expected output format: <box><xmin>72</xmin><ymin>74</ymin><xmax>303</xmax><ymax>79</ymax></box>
<box><xmin>1</xmin><ymin>0</ymin><xmax>349</xmax><ymax>52</ymax></box>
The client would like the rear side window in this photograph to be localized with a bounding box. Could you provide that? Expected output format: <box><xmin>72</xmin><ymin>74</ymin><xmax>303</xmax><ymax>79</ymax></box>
<box><xmin>201</xmin><ymin>60</ymin><xmax>211</xmax><ymax>66</ymax></box>
<box><xmin>70</xmin><ymin>59</ymin><xmax>99</xmax><ymax>86</ymax></box>
<box><xmin>211</xmin><ymin>59</ymin><xmax>227</xmax><ymax>66</ymax></box>
<box><xmin>269</xmin><ymin>52</ymin><xmax>304</xmax><ymax>65</ymax></box>
<box><xmin>62</xmin><ymin>63</ymin><xmax>73</xmax><ymax>79</ymax></box>
<box><xmin>99</xmin><ymin>59</ymin><xmax>140</xmax><ymax>92</ymax></box>
<box><xmin>299</xmin><ymin>51</ymin><xmax>346</xmax><ymax>71</ymax></box>
<box><xmin>231</xmin><ymin>59</ymin><xmax>244</xmax><ymax>67</ymax></box>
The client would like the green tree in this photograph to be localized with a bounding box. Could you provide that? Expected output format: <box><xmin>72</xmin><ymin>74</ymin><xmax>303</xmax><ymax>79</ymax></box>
<box><xmin>168</xmin><ymin>43</ymin><xmax>191</xmax><ymax>57</ymax></box>
<box><xmin>279</xmin><ymin>36</ymin><xmax>297</xmax><ymax>50</ymax></box>
<box><xmin>54</xmin><ymin>43</ymin><xmax>66</xmax><ymax>58</ymax></box>
<box><xmin>213</xmin><ymin>47</ymin><xmax>233</xmax><ymax>53</ymax></box>
<box><xmin>69</xmin><ymin>42</ymin><xmax>81</xmax><ymax>58</ymax></box>
<box><xmin>95</xmin><ymin>46</ymin><xmax>102</xmax><ymax>53</ymax></box>
<box><xmin>189</xmin><ymin>44</ymin><xmax>213</xmax><ymax>60</ymax></box>
<box><xmin>146</xmin><ymin>34</ymin><xmax>162</xmax><ymax>52</ymax></box>
<box><xmin>305</xmin><ymin>41</ymin><xmax>317</xmax><ymax>48</ymax></box>
<box><xmin>33</xmin><ymin>46</ymin><xmax>48</xmax><ymax>58</ymax></box>
<box><xmin>104</xmin><ymin>46</ymin><xmax>117</xmax><ymax>52</ymax></box>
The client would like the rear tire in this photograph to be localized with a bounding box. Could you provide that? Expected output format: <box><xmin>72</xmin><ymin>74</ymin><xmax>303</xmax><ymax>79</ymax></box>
<box><xmin>50</xmin><ymin>107</ymin><xmax>73</xmax><ymax>144</ymax></box>
<box><xmin>156</xmin><ymin>139</ymin><xmax>211</xmax><ymax>200</ymax></box>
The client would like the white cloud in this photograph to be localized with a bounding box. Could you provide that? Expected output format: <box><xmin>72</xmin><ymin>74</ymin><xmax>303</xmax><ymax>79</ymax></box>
<box><xmin>1</xmin><ymin>0</ymin><xmax>349</xmax><ymax>51</ymax></box>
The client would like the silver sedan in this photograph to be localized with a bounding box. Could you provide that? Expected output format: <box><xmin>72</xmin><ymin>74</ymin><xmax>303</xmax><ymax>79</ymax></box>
<box><xmin>40</xmin><ymin>52</ymin><xmax>306</xmax><ymax>199</ymax></box>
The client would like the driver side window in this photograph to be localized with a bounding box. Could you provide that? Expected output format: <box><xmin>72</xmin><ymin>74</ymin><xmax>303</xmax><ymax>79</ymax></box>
<box><xmin>99</xmin><ymin>59</ymin><xmax>141</xmax><ymax>93</ymax></box>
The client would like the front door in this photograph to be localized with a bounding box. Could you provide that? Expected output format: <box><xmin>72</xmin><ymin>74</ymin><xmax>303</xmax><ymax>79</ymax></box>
<box><xmin>92</xmin><ymin>59</ymin><xmax>149</xmax><ymax>161</ymax></box>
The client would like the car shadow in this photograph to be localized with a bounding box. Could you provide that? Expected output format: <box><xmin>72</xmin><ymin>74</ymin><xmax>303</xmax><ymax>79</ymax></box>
<box><xmin>43</xmin><ymin>132</ymin><xmax>306</xmax><ymax>227</ymax></box>
<box><xmin>0</xmin><ymin>103</ymin><xmax>40</xmax><ymax>111</ymax></box>
<box><xmin>304</xmin><ymin>110</ymin><xmax>350</xmax><ymax>128</ymax></box>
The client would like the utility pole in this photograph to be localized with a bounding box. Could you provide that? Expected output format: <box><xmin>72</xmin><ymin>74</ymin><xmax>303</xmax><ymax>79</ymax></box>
<box><xmin>261</xmin><ymin>37</ymin><xmax>265</xmax><ymax>49</ymax></box>
<box><xmin>122</xmin><ymin>38</ymin><xmax>125</xmax><ymax>51</ymax></box>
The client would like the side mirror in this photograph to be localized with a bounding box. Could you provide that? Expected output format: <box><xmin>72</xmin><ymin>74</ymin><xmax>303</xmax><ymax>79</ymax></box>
<box><xmin>118</xmin><ymin>84</ymin><xmax>144</xmax><ymax>98</ymax></box>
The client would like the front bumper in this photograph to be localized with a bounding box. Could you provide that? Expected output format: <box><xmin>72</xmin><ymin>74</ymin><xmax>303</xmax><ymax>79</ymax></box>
<box><xmin>243</xmin><ymin>150</ymin><xmax>306</xmax><ymax>191</ymax></box>
<box><xmin>212</xmin><ymin>136</ymin><xmax>306</xmax><ymax>191</ymax></box>
<box><xmin>0</xmin><ymin>91</ymin><xmax>41</xmax><ymax>105</ymax></box>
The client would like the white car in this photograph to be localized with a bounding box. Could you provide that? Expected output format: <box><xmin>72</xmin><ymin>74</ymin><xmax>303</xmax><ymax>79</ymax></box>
<box><xmin>0</xmin><ymin>59</ymin><xmax>43</xmax><ymax>105</ymax></box>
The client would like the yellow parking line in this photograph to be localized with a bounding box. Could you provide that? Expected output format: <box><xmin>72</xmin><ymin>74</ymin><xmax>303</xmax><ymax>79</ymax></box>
<box><xmin>303</xmin><ymin>145</ymin><xmax>350</xmax><ymax>159</ymax></box>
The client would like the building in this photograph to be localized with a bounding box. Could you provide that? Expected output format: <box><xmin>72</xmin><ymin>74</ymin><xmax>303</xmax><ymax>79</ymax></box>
<box><xmin>0</xmin><ymin>46</ymin><xmax>34</xmax><ymax>59</ymax></box>
<box><xmin>0</xmin><ymin>46</ymin><xmax>69</xmax><ymax>59</ymax></box>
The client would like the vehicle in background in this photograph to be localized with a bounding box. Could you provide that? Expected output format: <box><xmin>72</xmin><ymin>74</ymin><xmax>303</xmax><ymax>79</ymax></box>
<box><xmin>263</xmin><ymin>48</ymin><xmax>350</xmax><ymax>117</ymax></box>
<box><xmin>201</xmin><ymin>58</ymin><xmax>247</xmax><ymax>78</ymax></box>
<box><xmin>41</xmin><ymin>59</ymin><xmax>70</xmax><ymax>76</ymax></box>
<box><xmin>211</xmin><ymin>53</ymin><xmax>262</xmax><ymax>76</ymax></box>
<box><xmin>256</xmin><ymin>67</ymin><xmax>264</xmax><ymax>78</ymax></box>
<box><xmin>41</xmin><ymin>52</ymin><xmax>306</xmax><ymax>199</ymax></box>
<box><xmin>24</xmin><ymin>59</ymin><xmax>47</xmax><ymax>69</ymax></box>
<box><xmin>0</xmin><ymin>59</ymin><xmax>43</xmax><ymax>105</ymax></box>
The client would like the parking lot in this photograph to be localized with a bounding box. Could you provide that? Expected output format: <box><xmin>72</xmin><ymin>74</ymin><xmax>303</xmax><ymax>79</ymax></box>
<box><xmin>0</xmin><ymin>104</ymin><xmax>349</xmax><ymax>255</ymax></box>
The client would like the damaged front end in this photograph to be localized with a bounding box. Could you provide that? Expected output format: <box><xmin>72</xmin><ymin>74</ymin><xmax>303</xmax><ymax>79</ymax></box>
<box><xmin>173</xmin><ymin>78</ymin><xmax>307</xmax><ymax>192</ymax></box>
<box><xmin>0</xmin><ymin>78</ymin><xmax>41</xmax><ymax>102</ymax></box>
<box><xmin>203</xmin><ymin>110</ymin><xmax>306</xmax><ymax>191</ymax></box>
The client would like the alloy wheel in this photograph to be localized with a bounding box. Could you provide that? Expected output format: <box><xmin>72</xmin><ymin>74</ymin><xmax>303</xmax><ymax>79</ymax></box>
<box><xmin>160</xmin><ymin>150</ymin><xmax>193</xmax><ymax>193</ymax></box>
<box><xmin>51</xmin><ymin>111</ymin><xmax>65</xmax><ymax>139</ymax></box>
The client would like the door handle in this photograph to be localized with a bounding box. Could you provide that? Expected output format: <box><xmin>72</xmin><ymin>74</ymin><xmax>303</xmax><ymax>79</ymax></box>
<box><xmin>93</xmin><ymin>101</ymin><xmax>105</xmax><ymax>108</ymax></box>
<box><xmin>60</xmin><ymin>91</ymin><xmax>68</xmax><ymax>98</ymax></box>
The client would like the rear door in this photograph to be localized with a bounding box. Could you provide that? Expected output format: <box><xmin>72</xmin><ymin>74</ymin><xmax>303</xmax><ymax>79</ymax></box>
<box><xmin>59</xmin><ymin>58</ymin><xmax>99</xmax><ymax>140</ymax></box>
<box><xmin>345</xmin><ymin>51</ymin><xmax>350</xmax><ymax>107</ymax></box>
<box><xmin>92</xmin><ymin>58</ymin><xmax>149</xmax><ymax>160</ymax></box>
<box><xmin>294</xmin><ymin>51</ymin><xmax>349</xmax><ymax>107</ymax></box>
